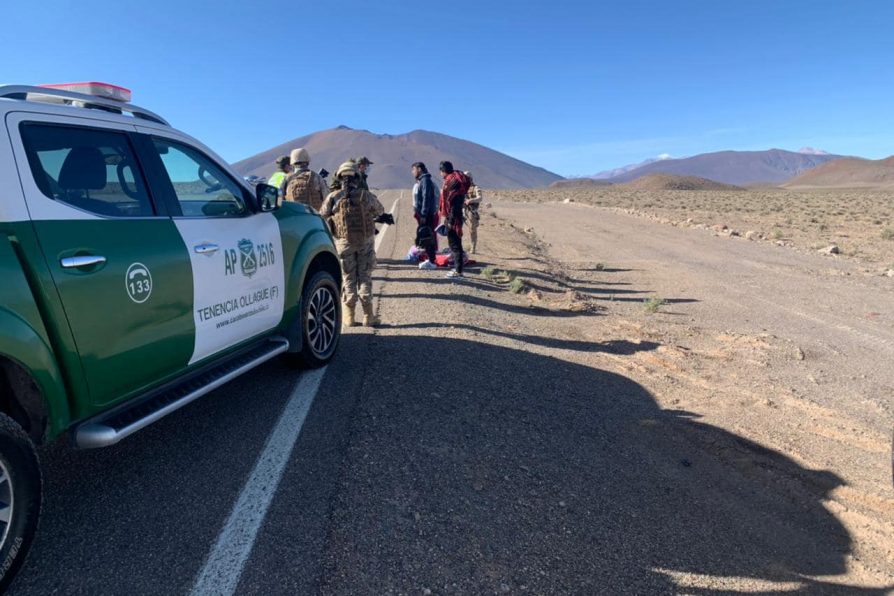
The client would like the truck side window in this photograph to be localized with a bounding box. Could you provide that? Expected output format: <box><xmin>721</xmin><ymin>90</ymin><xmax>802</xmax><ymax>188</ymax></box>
<box><xmin>19</xmin><ymin>123</ymin><xmax>155</xmax><ymax>217</ymax></box>
<box><xmin>151</xmin><ymin>139</ymin><xmax>248</xmax><ymax>218</ymax></box>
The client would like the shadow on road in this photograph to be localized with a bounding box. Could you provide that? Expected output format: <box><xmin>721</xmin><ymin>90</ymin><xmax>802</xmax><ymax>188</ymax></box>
<box><xmin>321</xmin><ymin>334</ymin><xmax>874</xmax><ymax>594</ymax></box>
<box><xmin>382</xmin><ymin>293</ymin><xmax>603</xmax><ymax>318</ymax></box>
<box><xmin>385</xmin><ymin>322</ymin><xmax>659</xmax><ymax>354</ymax></box>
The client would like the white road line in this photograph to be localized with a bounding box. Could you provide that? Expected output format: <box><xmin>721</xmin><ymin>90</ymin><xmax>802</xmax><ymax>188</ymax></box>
<box><xmin>190</xmin><ymin>367</ymin><xmax>327</xmax><ymax>596</ymax></box>
<box><xmin>375</xmin><ymin>192</ymin><xmax>401</xmax><ymax>253</ymax></box>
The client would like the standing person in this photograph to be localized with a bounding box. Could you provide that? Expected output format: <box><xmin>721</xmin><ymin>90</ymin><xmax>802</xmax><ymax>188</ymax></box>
<box><xmin>268</xmin><ymin>155</ymin><xmax>292</xmax><ymax>191</ymax></box>
<box><xmin>463</xmin><ymin>171</ymin><xmax>483</xmax><ymax>254</ymax></box>
<box><xmin>412</xmin><ymin>162</ymin><xmax>439</xmax><ymax>269</ymax></box>
<box><xmin>282</xmin><ymin>147</ymin><xmax>328</xmax><ymax>211</ymax></box>
<box><xmin>328</xmin><ymin>158</ymin><xmax>353</xmax><ymax>191</ymax></box>
<box><xmin>438</xmin><ymin>161</ymin><xmax>471</xmax><ymax>278</ymax></box>
<box><xmin>320</xmin><ymin>161</ymin><xmax>385</xmax><ymax>327</ymax></box>
<box><xmin>354</xmin><ymin>156</ymin><xmax>373</xmax><ymax>190</ymax></box>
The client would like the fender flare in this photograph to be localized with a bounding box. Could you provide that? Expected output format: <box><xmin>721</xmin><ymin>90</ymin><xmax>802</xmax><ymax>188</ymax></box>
<box><xmin>283</xmin><ymin>229</ymin><xmax>342</xmax><ymax>352</ymax></box>
<box><xmin>0</xmin><ymin>308</ymin><xmax>71</xmax><ymax>442</ymax></box>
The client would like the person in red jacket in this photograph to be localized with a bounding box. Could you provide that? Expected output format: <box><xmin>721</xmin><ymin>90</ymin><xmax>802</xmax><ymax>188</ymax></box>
<box><xmin>438</xmin><ymin>161</ymin><xmax>471</xmax><ymax>278</ymax></box>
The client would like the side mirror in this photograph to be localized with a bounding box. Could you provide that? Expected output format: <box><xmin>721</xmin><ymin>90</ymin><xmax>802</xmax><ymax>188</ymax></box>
<box><xmin>256</xmin><ymin>183</ymin><xmax>280</xmax><ymax>212</ymax></box>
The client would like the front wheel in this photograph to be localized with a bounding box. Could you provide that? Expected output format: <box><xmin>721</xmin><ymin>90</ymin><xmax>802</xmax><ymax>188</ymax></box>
<box><xmin>0</xmin><ymin>413</ymin><xmax>41</xmax><ymax>592</ymax></box>
<box><xmin>292</xmin><ymin>270</ymin><xmax>341</xmax><ymax>368</ymax></box>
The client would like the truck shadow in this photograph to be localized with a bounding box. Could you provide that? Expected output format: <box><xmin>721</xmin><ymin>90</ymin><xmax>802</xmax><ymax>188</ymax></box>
<box><xmin>320</xmin><ymin>334</ymin><xmax>880</xmax><ymax>594</ymax></box>
<box><xmin>385</xmin><ymin>322</ymin><xmax>659</xmax><ymax>354</ymax></box>
<box><xmin>14</xmin><ymin>334</ymin><xmax>888</xmax><ymax>595</ymax></box>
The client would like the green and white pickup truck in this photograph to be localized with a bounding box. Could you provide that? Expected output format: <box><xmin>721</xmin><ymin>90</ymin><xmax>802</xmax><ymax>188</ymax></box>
<box><xmin>0</xmin><ymin>82</ymin><xmax>342</xmax><ymax>587</ymax></box>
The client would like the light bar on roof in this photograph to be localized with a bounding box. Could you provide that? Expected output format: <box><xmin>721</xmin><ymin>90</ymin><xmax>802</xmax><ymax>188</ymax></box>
<box><xmin>39</xmin><ymin>82</ymin><xmax>132</xmax><ymax>103</ymax></box>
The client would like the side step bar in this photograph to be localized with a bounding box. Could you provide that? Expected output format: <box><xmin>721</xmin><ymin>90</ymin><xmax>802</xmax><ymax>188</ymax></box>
<box><xmin>75</xmin><ymin>338</ymin><xmax>290</xmax><ymax>449</ymax></box>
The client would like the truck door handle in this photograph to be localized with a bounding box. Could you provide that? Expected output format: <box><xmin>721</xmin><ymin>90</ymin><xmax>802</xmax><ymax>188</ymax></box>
<box><xmin>194</xmin><ymin>243</ymin><xmax>219</xmax><ymax>255</ymax></box>
<box><xmin>61</xmin><ymin>255</ymin><xmax>107</xmax><ymax>269</ymax></box>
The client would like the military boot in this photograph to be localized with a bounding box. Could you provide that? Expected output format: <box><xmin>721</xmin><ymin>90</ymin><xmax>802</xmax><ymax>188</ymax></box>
<box><xmin>343</xmin><ymin>302</ymin><xmax>358</xmax><ymax>328</ymax></box>
<box><xmin>361</xmin><ymin>302</ymin><xmax>380</xmax><ymax>327</ymax></box>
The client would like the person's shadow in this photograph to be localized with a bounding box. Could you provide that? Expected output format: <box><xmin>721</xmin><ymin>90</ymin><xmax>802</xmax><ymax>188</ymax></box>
<box><xmin>321</xmin><ymin>334</ymin><xmax>887</xmax><ymax>595</ymax></box>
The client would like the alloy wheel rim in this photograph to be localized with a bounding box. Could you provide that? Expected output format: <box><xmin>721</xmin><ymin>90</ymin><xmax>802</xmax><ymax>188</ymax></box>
<box><xmin>307</xmin><ymin>286</ymin><xmax>337</xmax><ymax>357</ymax></box>
<box><xmin>0</xmin><ymin>459</ymin><xmax>14</xmax><ymax>553</ymax></box>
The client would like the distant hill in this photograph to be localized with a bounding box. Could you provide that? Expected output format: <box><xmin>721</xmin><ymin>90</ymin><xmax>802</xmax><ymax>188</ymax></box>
<box><xmin>549</xmin><ymin>178</ymin><xmax>613</xmax><ymax>189</ymax></box>
<box><xmin>620</xmin><ymin>173</ymin><xmax>744</xmax><ymax>191</ymax></box>
<box><xmin>784</xmin><ymin>156</ymin><xmax>894</xmax><ymax>188</ymax></box>
<box><xmin>590</xmin><ymin>154</ymin><xmax>673</xmax><ymax>179</ymax></box>
<box><xmin>606</xmin><ymin>149</ymin><xmax>843</xmax><ymax>186</ymax></box>
<box><xmin>233</xmin><ymin>126</ymin><xmax>563</xmax><ymax>189</ymax></box>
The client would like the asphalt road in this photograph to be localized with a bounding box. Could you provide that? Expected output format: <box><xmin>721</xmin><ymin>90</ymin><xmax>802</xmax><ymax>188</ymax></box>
<box><xmin>9</xmin><ymin>190</ymin><xmax>892</xmax><ymax>595</ymax></box>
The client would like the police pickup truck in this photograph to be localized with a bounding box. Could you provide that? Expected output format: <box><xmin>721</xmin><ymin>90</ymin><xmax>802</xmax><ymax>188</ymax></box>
<box><xmin>0</xmin><ymin>82</ymin><xmax>342</xmax><ymax>587</ymax></box>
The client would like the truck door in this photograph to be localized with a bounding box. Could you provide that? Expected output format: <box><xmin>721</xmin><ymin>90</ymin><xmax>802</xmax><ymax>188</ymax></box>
<box><xmin>136</xmin><ymin>130</ymin><xmax>286</xmax><ymax>365</ymax></box>
<box><xmin>7</xmin><ymin>114</ymin><xmax>194</xmax><ymax>410</ymax></box>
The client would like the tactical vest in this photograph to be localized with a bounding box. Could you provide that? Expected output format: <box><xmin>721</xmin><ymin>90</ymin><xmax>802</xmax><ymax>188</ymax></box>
<box><xmin>285</xmin><ymin>171</ymin><xmax>322</xmax><ymax>210</ymax></box>
<box><xmin>331</xmin><ymin>190</ymin><xmax>373</xmax><ymax>244</ymax></box>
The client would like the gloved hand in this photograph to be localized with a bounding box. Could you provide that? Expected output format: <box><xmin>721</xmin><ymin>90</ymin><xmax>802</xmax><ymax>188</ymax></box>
<box><xmin>375</xmin><ymin>213</ymin><xmax>395</xmax><ymax>225</ymax></box>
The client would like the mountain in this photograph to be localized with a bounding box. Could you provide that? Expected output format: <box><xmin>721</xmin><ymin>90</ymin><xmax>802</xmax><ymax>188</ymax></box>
<box><xmin>232</xmin><ymin>126</ymin><xmax>563</xmax><ymax>189</ymax></box>
<box><xmin>590</xmin><ymin>154</ymin><xmax>673</xmax><ymax>179</ymax></box>
<box><xmin>549</xmin><ymin>178</ymin><xmax>613</xmax><ymax>189</ymax></box>
<box><xmin>798</xmin><ymin>147</ymin><xmax>831</xmax><ymax>156</ymax></box>
<box><xmin>784</xmin><ymin>156</ymin><xmax>894</xmax><ymax>188</ymax></box>
<box><xmin>606</xmin><ymin>149</ymin><xmax>844</xmax><ymax>186</ymax></box>
<box><xmin>620</xmin><ymin>173</ymin><xmax>743</xmax><ymax>191</ymax></box>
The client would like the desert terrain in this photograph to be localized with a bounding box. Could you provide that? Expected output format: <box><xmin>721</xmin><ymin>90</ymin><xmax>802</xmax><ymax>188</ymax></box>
<box><xmin>496</xmin><ymin>186</ymin><xmax>894</xmax><ymax>269</ymax></box>
<box><xmin>405</xmin><ymin>187</ymin><xmax>893</xmax><ymax>592</ymax></box>
<box><xmin>13</xmin><ymin>189</ymin><xmax>893</xmax><ymax>594</ymax></box>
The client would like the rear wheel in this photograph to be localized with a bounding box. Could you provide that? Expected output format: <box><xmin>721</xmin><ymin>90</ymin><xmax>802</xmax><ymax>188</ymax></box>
<box><xmin>291</xmin><ymin>270</ymin><xmax>341</xmax><ymax>368</ymax></box>
<box><xmin>0</xmin><ymin>413</ymin><xmax>41</xmax><ymax>592</ymax></box>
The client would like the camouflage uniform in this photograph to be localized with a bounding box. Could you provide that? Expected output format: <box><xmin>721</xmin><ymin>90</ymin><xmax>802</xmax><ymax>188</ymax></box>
<box><xmin>320</xmin><ymin>174</ymin><xmax>384</xmax><ymax>326</ymax></box>
<box><xmin>282</xmin><ymin>166</ymin><xmax>328</xmax><ymax>211</ymax></box>
<box><xmin>329</xmin><ymin>157</ymin><xmax>372</xmax><ymax>191</ymax></box>
<box><xmin>464</xmin><ymin>183</ymin><xmax>483</xmax><ymax>253</ymax></box>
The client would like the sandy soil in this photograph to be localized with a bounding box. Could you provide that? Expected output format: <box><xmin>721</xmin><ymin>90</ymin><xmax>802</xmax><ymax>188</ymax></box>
<box><xmin>357</xmin><ymin>191</ymin><xmax>894</xmax><ymax>592</ymax></box>
<box><xmin>484</xmin><ymin>198</ymin><xmax>894</xmax><ymax>590</ymax></box>
<box><xmin>494</xmin><ymin>187</ymin><xmax>894</xmax><ymax>268</ymax></box>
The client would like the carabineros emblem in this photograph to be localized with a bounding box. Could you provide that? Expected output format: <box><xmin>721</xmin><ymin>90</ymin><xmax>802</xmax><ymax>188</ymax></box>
<box><xmin>238</xmin><ymin>239</ymin><xmax>257</xmax><ymax>278</ymax></box>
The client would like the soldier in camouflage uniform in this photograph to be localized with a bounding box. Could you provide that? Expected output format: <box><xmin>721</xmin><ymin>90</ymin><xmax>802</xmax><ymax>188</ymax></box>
<box><xmin>463</xmin><ymin>171</ymin><xmax>483</xmax><ymax>254</ymax></box>
<box><xmin>329</xmin><ymin>156</ymin><xmax>373</xmax><ymax>192</ymax></box>
<box><xmin>282</xmin><ymin>147</ymin><xmax>328</xmax><ymax>211</ymax></box>
<box><xmin>320</xmin><ymin>161</ymin><xmax>385</xmax><ymax>327</ymax></box>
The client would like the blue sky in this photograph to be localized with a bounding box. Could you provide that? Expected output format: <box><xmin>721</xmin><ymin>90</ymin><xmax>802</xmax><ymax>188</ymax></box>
<box><xmin>4</xmin><ymin>0</ymin><xmax>893</xmax><ymax>176</ymax></box>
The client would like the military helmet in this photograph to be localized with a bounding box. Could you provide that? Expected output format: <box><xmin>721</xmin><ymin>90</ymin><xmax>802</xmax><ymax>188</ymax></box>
<box><xmin>354</xmin><ymin>156</ymin><xmax>374</xmax><ymax>166</ymax></box>
<box><xmin>290</xmin><ymin>147</ymin><xmax>311</xmax><ymax>165</ymax></box>
<box><xmin>336</xmin><ymin>160</ymin><xmax>358</xmax><ymax>178</ymax></box>
<box><xmin>275</xmin><ymin>155</ymin><xmax>290</xmax><ymax>168</ymax></box>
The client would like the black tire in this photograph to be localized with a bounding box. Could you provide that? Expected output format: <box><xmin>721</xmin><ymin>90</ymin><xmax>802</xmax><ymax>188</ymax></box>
<box><xmin>0</xmin><ymin>413</ymin><xmax>41</xmax><ymax>592</ymax></box>
<box><xmin>290</xmin><ymin>270</ymin><xmax>341</xmax><ymax>368</ymax></box>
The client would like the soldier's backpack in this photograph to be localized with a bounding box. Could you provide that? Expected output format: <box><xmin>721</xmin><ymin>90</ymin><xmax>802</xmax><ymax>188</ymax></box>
<box><xmin>285</xmin><ymin>171</ymin><xmax>318</xmax><ymax>207</ymax></box>
<box><xmin>332</xmin><ymin>191</ymin><xmax>373</xmax><ymax>243</ymax></box>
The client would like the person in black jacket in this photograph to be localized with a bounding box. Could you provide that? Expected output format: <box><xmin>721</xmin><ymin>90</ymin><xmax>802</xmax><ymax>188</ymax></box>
<box><xmin>412</xmin><ymin>161</ymin><xmax>439</xmax><ymax>268</ymax></box>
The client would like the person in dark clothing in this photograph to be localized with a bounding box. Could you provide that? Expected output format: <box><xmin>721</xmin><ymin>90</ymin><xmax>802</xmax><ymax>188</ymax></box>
<box><xmin>438</xmin><ymin>161</ymin><xmax>471</xmax><ymax>278</ymax></box>
<box><xmin>412</xmin><ymin>162</ymin><xmax>439</xmax><ymax>268</ymax></box>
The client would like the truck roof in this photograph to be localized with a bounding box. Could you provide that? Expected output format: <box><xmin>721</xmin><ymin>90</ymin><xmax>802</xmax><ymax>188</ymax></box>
<box><xmin>0</xmin><ymin>85</ymin><xmax>170</xmax><ymax>126</ymax></box>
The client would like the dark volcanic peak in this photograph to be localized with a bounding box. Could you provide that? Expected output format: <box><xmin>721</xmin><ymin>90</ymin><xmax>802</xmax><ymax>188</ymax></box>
<box><xmin>606</xmin><ymin>149</ymin><xmax>844</xmax><ymax>186</ymax></box>
<box><xmin>233</xmin><ymin>128</ymin><xmax>562</xmax><ymax>189</ymax></box>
